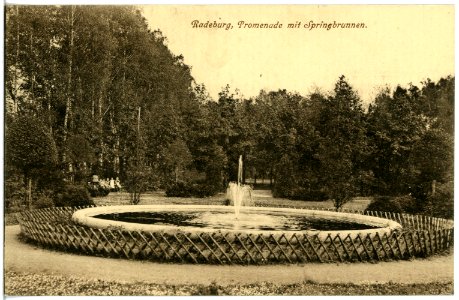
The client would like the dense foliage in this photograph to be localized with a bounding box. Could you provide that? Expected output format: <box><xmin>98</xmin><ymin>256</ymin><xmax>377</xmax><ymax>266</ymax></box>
<box><xmin>54</xmin><ymin>184</ymin><xmax>94</xmax><ymax>207</ymax></box>
<box><xmin>5</xmin><ymin>6</ymin><xmax>453</xmax><ymax>216</ymax></box>
<box><xmin>365</xmin><ymin>195</ymin><xmax>417</xmax><ymax>214</ymax></box>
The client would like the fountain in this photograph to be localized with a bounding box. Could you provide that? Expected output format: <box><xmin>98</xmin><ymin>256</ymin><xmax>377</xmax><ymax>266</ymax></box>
<box><xmin>72</xmin><ymin>155</ymin><xmax>400</xmax><ymax>236</ymax></box>
<box><xmin>71</xmin><ymin>204</ymin><xmax>404</xmax><ymax>241</ymax></box>
<box><xmin>67</xmin><ymin>155</ymin><xmax>404</xmax><ymax>263</ymax></box>
<box><xmin>18</xmin><ymin>155</ymin><xmax>454</xmax><ymax>264</ymax></box>
<box><xmin>226</xmin><ymin>155</ymin><xmax>253</xmax><ymax>219</ymax></box>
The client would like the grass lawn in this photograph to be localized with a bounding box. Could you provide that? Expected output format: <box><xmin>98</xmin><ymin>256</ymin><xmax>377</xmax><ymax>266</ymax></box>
<box><xmin>93</xmin><ymin>190</ymin><xmax>372</xmax><ymax>211</ymax></box>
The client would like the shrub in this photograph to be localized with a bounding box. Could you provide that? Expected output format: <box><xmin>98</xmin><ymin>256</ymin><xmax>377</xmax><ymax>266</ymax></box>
<box><xmin>124</xmin><ymin>163</ymin><xmax>151</xmax><ymax>204</ymax></box>
<box><xmin>55</xmin><ymin>184</ymin><xmax>94</xmax><ymax>207</ymax></box>
<box><xmin>395</xmin><ymin>195</ymin><xmax>418</xmax><ymax>213</ymax></box>
<box><xmin>6</xmin><ymin>116</ymin><xmax>58</xmax><ymax>208</ymax></box>
<box><xmin>273</xmin><ymin>186</ymin><xmax>328</xmax><ymax>201</ymax></box>
<box><xmin>272</xmin><ymin>155</ymin><xmax>297</xmax><ymax>198</ymax></box>
<box><xmin>87</xmin><ymin>182</ymin><xmax>110</xmax><ymax>197</ymax></box>
<box><xmin>34</xmin><ymin>167</ymin><xmax>66</xmax><ymax>195</ymax></box>
<box><xmin>5</xmin><ymin>170</ymin><xmax>27</xmax><ymax>211</ymax></box>
<box><xmin>365</xmin><ymin>195</ymin><xmax>417</xmax><ymax>213</ymax></box>
<box><xmin>194</xmin><ymin>182</ymin><xmax>222</xmax><ymax>197</ymax></box>
<box><xmin>290</xmin><ymin>188</ymin><xmax>328</xmax><ymax>201</ymax></box>
<box><xmin>34</xmin><ymin>191</ymin><xmax>55</xmax><ymax>209</ymax></box>
<box><xmin>424</xmin><ymin>181</ymin><xmax>453</xmax><ymax>219</ymax></box>
<box><xmin>165</xmin><ymin>181</ymin><xmax>193</xmax><ymax>197</ymax></box>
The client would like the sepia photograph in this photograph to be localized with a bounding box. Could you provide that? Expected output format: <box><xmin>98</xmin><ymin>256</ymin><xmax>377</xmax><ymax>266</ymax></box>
<box><xmin>2</xmin><ymin>1</ymin><xmax>455</xmax><ymax>296</ymax></box>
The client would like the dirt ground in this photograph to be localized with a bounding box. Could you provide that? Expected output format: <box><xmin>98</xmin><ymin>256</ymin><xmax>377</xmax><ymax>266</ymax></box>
<box><xmin>4</xmin><ymin>225</ymin><xmax>453</xmax><ymax>286</ymax></box>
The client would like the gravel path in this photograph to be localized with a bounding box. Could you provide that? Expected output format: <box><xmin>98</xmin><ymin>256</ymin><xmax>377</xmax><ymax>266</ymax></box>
<box><xmin>4</xmin><ymin>225</ymin><xmax>453</xmax><ymax>286</ymax></box>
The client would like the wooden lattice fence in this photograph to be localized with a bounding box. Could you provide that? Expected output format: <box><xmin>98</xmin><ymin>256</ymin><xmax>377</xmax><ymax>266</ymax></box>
<box><xmin>17</xmin><ymin>206</ymin><xmax>453</xmax><ymax>264</ymax></box>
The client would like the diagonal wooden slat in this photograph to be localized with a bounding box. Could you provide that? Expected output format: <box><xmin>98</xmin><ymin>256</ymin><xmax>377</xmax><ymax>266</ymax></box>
<box><xmin>233</xmin><ymin>233</ymin><xmax>256</xmax><ymax>263</ymax></box>
<box><xmin>278</xmin><ymin>234</ymin><xmax>303</xmax><ymax>263</ymax></box>
<box><xmin>326</xmin><ymin>234</ymin><xmax>343</xmax><ymax>262</ymax></box>
<box><xmin>171</xmin><ymin>233</ymin><xmax>198</xmax><ymax>263</ymax></box>
<box><xmin>303</xmin><ymin>234</ymin><xmax>323</xmax><ymax>262</ymax></box>
<box><xmin>244</xmin><ymin>234</ymin><xmax>267</xmax><ymax>262</ymax></box>
<box><xmin>381</xmin><ymin>232</ymin><xmax>397</xmax><ymax>259</ymax></box>
<box><xmin>355</xmin><ymin>233</ymin><xmax>372</xmax><ymax>260</ymax></box>
<box><xmin>220</xmin><ymin>233</ymin><xmax>244</xmax><ymax>263</ymax></box>
<box><xmin>186</xmin><ymin>233</ymin><xmax>211</xmax><ymax>263</ymax></box>
<box><xmin>343</xmin><ymin>234</ymin><xmax>362</xmax><ymax>261</ymax></box>
<box><xmin>313</xmin><ymin>234</ymin><xmax>333</xmax><ymax>261</ymax></box>
<box><xmin>403</xmin><ymin>232</ymin><xmax>414</xmax><ymax>257</ymax></box>
<box><xmin>158</xmin><ymin>232</ymin><xmax>183</xmax><ymax>262</ymax></box>
<box><xmin>365</xmin><ymin>233</ymin><xmax>380</xmax><ymax>261</ymax></box>
<box><xmin>197</xmin><ymin>233</ymin><xmax>223</xmax><ymax>264</ymax></box>
<box><xmin>269</xmin><ymin>234</ymin><xmax>292</xmax><ymax>263</ymax></box>
<box><xmin>334</xmin><ymin>234</ymin><xmax>351</xmax><ymax>260</ymax></box>
<box><xmin>290</xmin><ymin>234</ymin><xmax>312</xmax><ymax>262</ymax></box>
<box><xmin>149</xmin><ymin>232</ymin><xmax>170</xmax><ymax>260</ymax></box>
<box><xmin>374</xmin><ymin>232</ymin><xmax>389</xmax><ymax>259</ymax></box>
<box><xmin>256</xmin><ymin>234</ymin><xmax>280</xmax><ymax>261</ymax></box>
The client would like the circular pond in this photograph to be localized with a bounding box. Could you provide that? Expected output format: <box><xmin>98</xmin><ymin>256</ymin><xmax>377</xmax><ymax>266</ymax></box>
<box><xmin>72</xmin><ymin>205</ymin><xmax>402</xmax><ymax>238</ymax></box>
<box><xmin>18</xmin><ymin>206</ymin><xmax>453</xmax><ymax>264</ymax></box>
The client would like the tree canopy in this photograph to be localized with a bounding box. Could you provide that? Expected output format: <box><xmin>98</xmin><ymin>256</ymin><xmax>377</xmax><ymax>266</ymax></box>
<box><xmin>5</xmin><ymin>5</ymin><xmax>454</xmax><ymax>215</ymax></box>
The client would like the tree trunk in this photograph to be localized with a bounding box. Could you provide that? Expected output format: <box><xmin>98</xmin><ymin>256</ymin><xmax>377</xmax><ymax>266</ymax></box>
<box><xmin>111</xmin><ymin>107</ymin><xmax>120</xmax><ymax>176</ymax></box>
<box><xmin>242</xmin><ymin>154</ymin><xmax>246</xmax><ymax>184</ymax></box>
<box><xmin>137</xmin><ymin>106</ymin><xmax>141</xmax><ymax>138</ymax></box>
<box><xmin>62</xmin><ymin>5</ymin><xmax>75</xmax><ymax>164</ymax></box>
<box><xmin>269</xmin><ymin>166</ymin><xmax>273</xmax><ymax>187</ymax></box>
<box><xmin>12</xmin><ymin>6</ymin><xmax>20</xmax><ymax>114</ymax></box>
<box><xmin>27</xmin><ymin>177</ymin><xmax>32</xmax><ymax>210</ymax></box>
<box><xmin>98</xmin><ymin>91</ymin><xmax>104</xmax><ymax>172</ymax></box>
<box><xmin>91</xmin><ymin>82</ymin><xmax>96</xmax><ymax>119</ymax></box>
<box><xmin>29</xmin><ymin>33</ymin><xmax>35</xmax><ymax>104</ymax></box>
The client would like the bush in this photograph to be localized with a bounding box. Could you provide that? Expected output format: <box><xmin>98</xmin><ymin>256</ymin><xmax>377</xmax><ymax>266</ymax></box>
<box><xmin>55</xmin><ymin>184</ymin><xmax>94</xmax><ymax>207</ymax></box>
<box><xmin>290</xmin><ymin>188</ymin><xmax>328</xmax><ymax>201</ymax></box>
<box><xmin>5</xmin><ymin>170</ymin><xmax>27</xmax><ymax>211</ymax></box>
<box><xmin>87</xmin><ymin>182</ymin><xmax>110</xmax><ymax>197</ymax></box>
<box><xmin>273</xmin><ymin>186</ymin><xmax>328</xmax><ymax>201</ymax></box>
<box><xmin>34</xmin><ymin>167</ymin><xmax>66</xmax><ymax>194</ymax></box>
<box><xmin>424</xmin><ymin>181</ymin><xmax>453</xmax><ymax>219</ymax></box>
<box><xmin>192</xmin><ymin>183</ymin><xmax>219</xmax><ymax>198</ymax></box>
<box><xmin>272</xmin><ymin>156</ymin><xmax>297</xmax><ymax>198</ymax></box>
<box><xmin>365</xmin><ymin>195</ymin><xmax>417</xmax><ymax>213</ymax></box>
<box><xmin>34</xmin><ymin>191</ymin><xmax>55</xmax><ymax>209</ymax></box>
<box><xmin>165</xmin><ymin>181</ymin><xmax>193</xmax><ymax>197</ymax></box>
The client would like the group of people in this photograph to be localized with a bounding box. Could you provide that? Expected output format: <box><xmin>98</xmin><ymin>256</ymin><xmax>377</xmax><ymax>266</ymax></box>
<box><xmin>99</xmin><ymin>177</ymin><xmax>122</xmax><ymax>192</ymax></box>
<box><xmin>90</xmin><ymin>175</ymin><xmax>122</xmax><ymax>194</ymax></box>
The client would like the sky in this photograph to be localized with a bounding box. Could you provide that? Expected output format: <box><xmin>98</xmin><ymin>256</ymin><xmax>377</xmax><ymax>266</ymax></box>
<box><xmin>140</xmin><ymin>5</ymin><xmax>454</xmax><ymax>104</ymax></box>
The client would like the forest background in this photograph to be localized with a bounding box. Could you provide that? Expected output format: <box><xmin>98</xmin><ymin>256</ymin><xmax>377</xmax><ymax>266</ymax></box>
<box><xmin>4</xmin><ymin>6</ymin><xmax>454</xmax><ymax>217</ymax></box>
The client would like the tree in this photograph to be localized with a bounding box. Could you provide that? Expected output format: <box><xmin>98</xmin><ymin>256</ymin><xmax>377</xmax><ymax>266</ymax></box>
<box><xmin>368</xmin><ymin>85</ymin><xmax>434</xmax><ymax>196</ymax></box>
<box><xmin>124</xmin><ymin>162</ymin><xmax>151</xmax><ymax>205</ymax></box>
<box><xmin>162</xmin><ymin>139</ymin><xmax>193</xmax><ymax>183</ymax></box>
<box><xmin>6</xmin><ymin>115</ymin><xmax>58</xmax><ymax>208</ymax></box>
<box><xmin>65</xmin><ymin>134</ymin><xmax>96</xmax><ymax>183</ymax></box>
<box><xmin>5</xmin><ymin>5</ymin><xmax>198</xmax><ymax>186</ymax></box>
<box><xmin>316</xmin><ymin>76</ymin><xmax>367</xmax><ymax>210</ymax></box>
